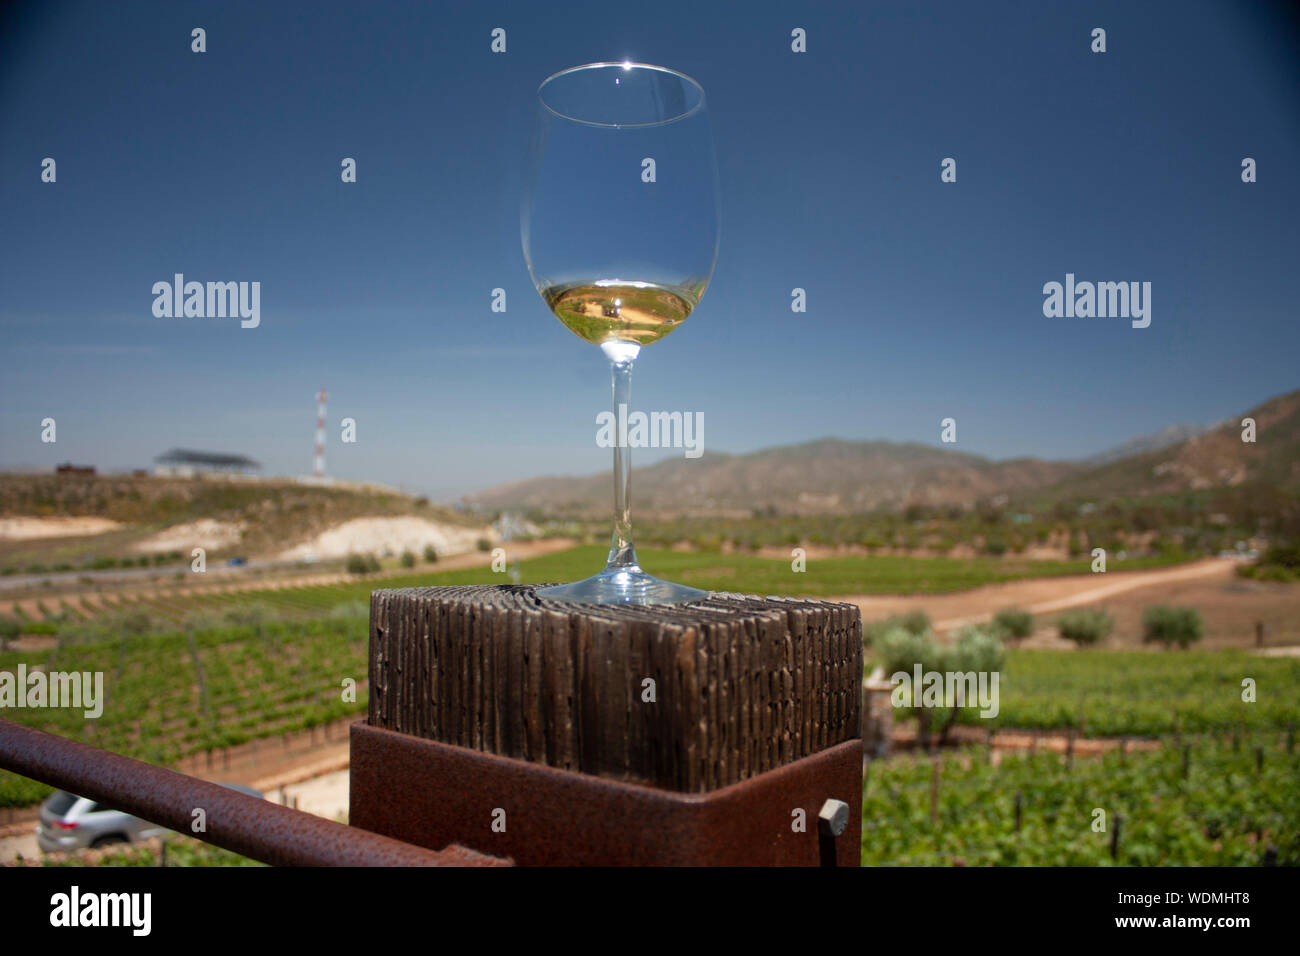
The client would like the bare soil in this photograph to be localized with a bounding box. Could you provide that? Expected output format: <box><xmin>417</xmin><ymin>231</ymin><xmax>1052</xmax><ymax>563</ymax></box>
<box><xmin>836</xmin><ymin>557</ymin><xmax>1300</xmax><ymax>649</ymax></box>
<box><xmin>0</xmin><ymin>516</ymin><xmax>124</xmax><ymax>540</ymax></box>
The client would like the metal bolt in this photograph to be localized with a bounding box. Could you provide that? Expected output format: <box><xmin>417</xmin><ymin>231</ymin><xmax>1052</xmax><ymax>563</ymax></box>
<box><xmin>818</xmin><ymin>798</ymin><xmax>850</xmax><ymax>838</ymax></box>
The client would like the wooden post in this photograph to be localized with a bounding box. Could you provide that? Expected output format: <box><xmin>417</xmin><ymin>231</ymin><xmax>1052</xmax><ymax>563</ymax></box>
<box><xmin>365</xmin><ymin>585</ymin><xmax>862</xmax><ymax>793</ymax></box>
<box><xmin>1014</xmin><ymin>790</ymin><xmax>1023</xmax><ymax>833</ymax></box>
<box><xmin>1111</xmin><ymin>813</ymin><xmax>1122</xmax><ymax>860</ymax></box>
<box><xmin>930</xmin><ymin>758</ymin><xmax>941</xmax><ymax>825</ymax></box>
<box><xmin>354</xmin><ymin>585</ymin><xmax>865</xmax><ymax>866</ymax></box>
<box><xmin>185</xmin><ymin>629</ymin><xmax>210</xmax><ymax>724</ymax></box>
<box><xmin>1255</xmin><ymin>620</ymin><xmax>1264</xmax><ymax>648</ymax></box>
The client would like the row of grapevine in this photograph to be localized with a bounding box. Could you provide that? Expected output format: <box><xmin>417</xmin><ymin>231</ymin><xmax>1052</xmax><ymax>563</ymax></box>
<box><xmin>0</xmin><ymin>616</ymin><xmax>369</xmax><ymax>806</ymax></box>
<box><xmin>863</xmin><ymin>735</ymin><xmax>1298</xmax><ymax>865</ymax></box>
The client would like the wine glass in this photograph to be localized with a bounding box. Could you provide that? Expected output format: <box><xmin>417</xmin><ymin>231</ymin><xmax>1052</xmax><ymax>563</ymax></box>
<box><xmin>521</xmin><ymin>61</ymin><xmax>720</xmax><ymax>604</ymax></box>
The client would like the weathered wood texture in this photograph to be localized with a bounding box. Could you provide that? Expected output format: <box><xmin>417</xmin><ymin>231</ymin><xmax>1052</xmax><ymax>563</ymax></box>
<box><xmin>368</xmin><ymin>585</ymin><xmax>862</xmax><ymax>794</ymax></box>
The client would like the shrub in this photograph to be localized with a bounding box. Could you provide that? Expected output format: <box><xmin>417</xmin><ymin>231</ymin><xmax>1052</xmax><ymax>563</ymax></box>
<box><xmin>0</xmin><ymin>617</ymin><xmax>19</xmax><ymax>651</ymax></box>
<box><xmin>864</xmin><ymin>610</ymin><xmax>930</xmax><ymax>647</ymax></box>
<box><xmin>898</xmin><ymin>610</ymin><xmax>931</xmax><ymax>636</ymax></box>
<box><xmin>399</xmin><ymin>551</ymin><xmax>416</xmax><ymax>569</ymax></box>
<box><xmin>875</xmin><ymin>624</ymin><xmax>1003</xmax><ymax>748</ymax></box>
<box><xmin>1261</xmin><ymin>543</ymin><xmax>1300</xmax><ymax>570</ymax></box>
<box><xmin>949</xmin><ymin>625</ymin><xmax>1006</xmax><ymax>674</ymax></box>
<box><xmin>875</xmin><ymin>625</ymin><xmax>945</xmax><ymax>679</ymax></box>
<box><xmin>983</xmin><ymin>537</ymin><xmax>1008</xmax><ymax>557</ymax></box>
<box><xmin>1057</xmin><ymin>608</ymin><xmax>1114</xmax><ymax>647</ymax></box>
<box><xmin>345</xmin><ymin>553</ymin><xmax>380</xmax><ymax>575</ymax></box>
<box><xmin>476</xmin><ymin>538</ymin><xmax>493</xmax><ymax>552</ymax></box>
<box><xmin>1142</xmin><ymin>605</ymin><xmax>1204</xmax><ymax>650</ymax></box>
<box><xmin>1242</xmin><ymin>543</ymin><xmax>1300</xmax><ymax>582</ymax></box>
<box><xmin>423</xmin><ymin>544</ymin><xmax>439</xmax><ymax>563</ymax></box>
<box><xmin>992</xmin><ymin>608</ymin><xmax>1034</xmax><ymax>642</ymax></box>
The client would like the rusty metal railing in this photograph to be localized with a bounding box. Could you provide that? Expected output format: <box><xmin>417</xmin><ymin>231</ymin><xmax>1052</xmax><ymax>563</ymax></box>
<box><xmin>0</xmin><ymin>719</ymin><xmax>508</xmax><ymax>866</ymax></box>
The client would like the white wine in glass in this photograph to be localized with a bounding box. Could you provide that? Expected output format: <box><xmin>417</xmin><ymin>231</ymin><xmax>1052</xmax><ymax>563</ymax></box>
<box><xmin>522</xmin><ymin>62</ymin><xmax>719</xmax><ymax>604</ymax></box>
<box><xmin>541</xmin><ymin>279</ymin><xmax>698</xmax><ymax>347</ymax></box>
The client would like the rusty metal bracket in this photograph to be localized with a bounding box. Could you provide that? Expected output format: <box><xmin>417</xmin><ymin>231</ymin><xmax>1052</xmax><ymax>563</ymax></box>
<box><xmin>350</xmin><ymin>720</ymin><xmax>862</xmax><ymax>866</ymax></box>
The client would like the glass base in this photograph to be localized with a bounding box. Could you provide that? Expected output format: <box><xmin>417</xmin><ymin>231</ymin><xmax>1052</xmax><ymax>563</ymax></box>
<box><xmin>536</xmin><ymin>565</ymin><xmax>709</xmax><ymax>606</ymax></box>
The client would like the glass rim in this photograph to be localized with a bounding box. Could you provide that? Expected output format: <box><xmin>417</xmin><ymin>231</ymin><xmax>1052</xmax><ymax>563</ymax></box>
<box><xmin>537</xmin><ymin>61</ymin><xmax>706</xmax><ymax>129</ymax></box>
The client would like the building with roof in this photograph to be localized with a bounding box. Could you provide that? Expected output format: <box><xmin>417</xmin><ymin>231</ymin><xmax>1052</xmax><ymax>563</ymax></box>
<box><xmin>153</xmin><ymin>449</ymin><xmax>261</xmax><ymax>478</ymax></box>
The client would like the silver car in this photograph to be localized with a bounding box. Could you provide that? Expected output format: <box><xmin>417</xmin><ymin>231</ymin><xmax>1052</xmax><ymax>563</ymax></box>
<box><xmin>36</xmin><ymin>784</ymin><xmax>263</xmax><ymax>853</ymax></box>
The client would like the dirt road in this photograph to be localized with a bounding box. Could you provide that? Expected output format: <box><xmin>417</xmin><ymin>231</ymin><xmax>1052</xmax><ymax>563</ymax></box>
<box><xmin>834</xmin><ymin>557</ymin><xmax>1299</xmax><ymax>648</ymax></box>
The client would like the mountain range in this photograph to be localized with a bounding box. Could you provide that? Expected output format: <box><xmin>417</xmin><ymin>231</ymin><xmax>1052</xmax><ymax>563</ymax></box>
<box><xmin>464</xmin><ymin>389</ymin><xmax>1300</xmax><ymax>518</ymax></box>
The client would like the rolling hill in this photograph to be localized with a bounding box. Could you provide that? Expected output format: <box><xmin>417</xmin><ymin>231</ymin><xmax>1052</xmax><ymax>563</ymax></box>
<box><xmin>0</xmin><ymin>474</ymin><xmax>488</xmax><ymax>565</ymax></box>
<box><xmin>465</xmin><ymin>388</ymin><xmax>1300</xmax><ymax>518</ymax></box>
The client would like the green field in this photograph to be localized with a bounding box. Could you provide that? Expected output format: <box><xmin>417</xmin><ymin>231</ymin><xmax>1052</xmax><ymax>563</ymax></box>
<box><xmin>880</xmin><ymin>648</ymin><xmax>1300</xmax><ymax>737</ymax></box>
<box><xmin>0</xmin><ymin>614</ymin><xmax>369</xmax><ymax>807</ymax></box>
<box><xmin>3</xmin><ymin>544</ymin><xmax>1293</xmax><ymax>868</ymax></box>
<box><xmin>460</xmin><ymin>545</ymin><xmax>1187</xmax><ymax>596</ymax></box>
<box><xmin>862</xmin><ymin>735</ymin><xmax>1299</xmax><ymax>865</ymax></box>
<box><xmin>4</xmin><ymin>597</ymin><xmax>1296</xmax><ymax>807</ymax></box>
<box><xmin>4</xmin><ymin>545</ymin><xmax>1197</xmax><ymax>630</ymax></box>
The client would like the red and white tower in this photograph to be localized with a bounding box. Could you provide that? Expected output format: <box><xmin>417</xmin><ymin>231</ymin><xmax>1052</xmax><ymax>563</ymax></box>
<box><xmin>313</xmin><ymin>388</ymin><xmax>327</xmax><ymax>477</ymax></box>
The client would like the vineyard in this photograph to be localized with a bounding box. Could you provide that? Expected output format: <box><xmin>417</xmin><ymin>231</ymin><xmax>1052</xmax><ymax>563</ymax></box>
<box><xmin>0</xmin><ymin>613</ymin><xmax>369</xmax><ymax>807</ymax></box>
<box><xmin>3</xmin><ymin>545</ymin><xmax>1203</xmax><ymax>634</ymax></box>
<box><xmin>862</xmin><ymin>735</ymin><xmax>1299</xmax><ymax>865</ymax></box>
<box><xmin>1</xmin><ymin>546</ymin><xmax>1296</xmax><ymax>865</ymax></box>
<box><xmin>941</xmin><ymin>649</ymin><xmax>1300</xmax><ymax>736</ymax></box>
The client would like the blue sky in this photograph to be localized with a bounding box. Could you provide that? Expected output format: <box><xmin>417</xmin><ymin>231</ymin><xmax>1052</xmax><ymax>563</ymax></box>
<box><xmin>1</xmin><ymin>0</ymin><xmax>1297</xmax><ymax>500</ymax></box>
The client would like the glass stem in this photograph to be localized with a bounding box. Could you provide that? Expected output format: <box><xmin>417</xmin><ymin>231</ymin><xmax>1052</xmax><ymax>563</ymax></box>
<box><xmin>605</xmin><ymin>354</ymin><xmax>640</xmax><ymax>572</ymax></box>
